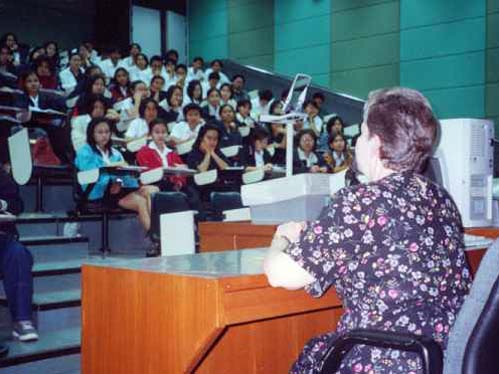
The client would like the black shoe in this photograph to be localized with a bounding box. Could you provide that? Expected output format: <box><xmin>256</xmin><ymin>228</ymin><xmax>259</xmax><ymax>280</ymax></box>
<box><xmin>146</xmin><ymin>242</ymin><xmax>160</xmax><ymax>257</ymax></box>
<box><xmin>0</xmin><ymin>343</ymin><xmax>8</xmax><ymax>358</ymax></box>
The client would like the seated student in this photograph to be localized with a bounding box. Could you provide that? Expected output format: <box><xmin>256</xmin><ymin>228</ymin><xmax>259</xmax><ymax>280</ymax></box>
<box><xmin>322</xmin><ymin>131</ymin><xmax>353</xmax><ymax>174</ymax></box>
<box><xmin>15</xmin><ymin>70</ymin><xmax>71</xmax><ymax>163</ymax></box>
<box><xmin>82</xmin><ymin>41</ymin><xmax>101</xmax><ymax>65</ymax></box>
<box><xmin>99</xmin><ymin>47</ymin><xmax>122</xmax><ymax>83</ymax></box>
<box><xmin>0</xmin><ymin>32</ymin><xmax>24</xmax><ymax>66</ymax></box>
<box><xmin>161</xmin><ymin>85</ymin><xmax>184</xmax><ymax>123</ymax></box>
<box><xmin>187</xmin><ymin>56</ymin><xmax>205</xmax><ymax>82</ymax></box>
<box><xmin>218</xmin><ymin>104</ymin><xmax>242</xmax><ymax>149</ymax></box>
<box><xmin>318</xmin><ymin>115</ymin><xmax>345</xmax><ymax>152</ymax></box>
<box><xmin>236</xmin><ymin>99</ymin><xmax>256</xmax><ymax>128</ymax></box>
<box><xmin>75</xmin><ymin>117</ymin><xmax>159</xmax><ymax>255</ymax></box>
<box><xmin>0</xmin><ymin>44</ymin><xmax>17</xmax><ymax>76</ymax></box>
<box><xmin>170</xmin><ymin>103</ymin><xmax>204</xmax><ymax>145</ymax></box>
<box><xmin>71</xmin><ymin>94</ymin><xmax>120</xmax><ymax>152</ymax></box>
<box><xmin>59</xmin><ymin>52</ymin><xmax>84</xmax><ymax>94</ymax></box>
<box><xmin>114</xmin><ymin>80</ymin><xmax>149</xmax><ymax>123</ymax></box>
<box><xmin>125</xmin><ymin>98</ymin><xmax>159</xmax><ymax>140</ymax></box>
<box><xmin>251</xmin><ymin>89</ymin><xmax>273</xmax><ymax>119</ymax></box>
<box><xmin>312</xmin><ymin>92</ymin><xmax>326</xmax><ymax>117</ymax></box>
<box><xmin>120</xmin><ymin>43</ymin><xmax>141</xmax><ymax>70</ymax></box>
<box><xmin>241</xmin><ymin>126</ymin><xmax>273</xmax><ymax>172</ymax></box>
<box><xmin>201</xmin><ymin>72</ymin><xmax>221</xmax><ymax>99</ymax></box>
<box><xmin>302</xmin><ymin>100</ymin><xmax>323</xmax><ymax>136</ymax></box>
<box><xmin>74</xmin><ymin>74</ymin><xmax>112</xmax><ymax>116</ymax></box>
<box><xmin>109</xmin><ymin>67</ymin><xmax>131</xmax><ymax>103</ymax></box>
<box><xmin>0</xmin><ymin>168</ymin><xmax>38</xmax><ymax>342</ymax></box>
<box><xmin>295</xmin><ymin>129</ymin><xmax>327</xmax><ymax>173</ymax></box>
<box><xmin>220</xmin><ymin>83</ymin><xmax>237</xmax><ymax>110</ymax></box>
<box><xmin>149</xmin><ymin>75</ymin><xmax>168</xmax><ymax>103</ymax></box>
<box><xmin>68</xmin><ymin>65</ymin><xmax>105</xmax><ymax>102</ymax></box>
<box><xmin>163</xmin><ymin>58</ymin><xmax>177</xmax><ymax>89</ymax></box>
<box><xmin>201</xmin><ymin>88</ymin><xmax>221</xmax><ymax>121</ymax></box>
<box><xmin>165</xmin><ymin>49</ymin><xmax>179</xmax><ymax>65</ymax></box>
<box><xmin>184</xmin><ymin>79</ymin><xmax>203</xmax><ymax>105</ymax></box>
<box><xmin>146</xmin><ymin>55</ymin><xmax>166</xmax><ymax>86</ymax></box>
<box><xmin>136</xmin><ymin>118</ymin><xmax>203</xmax><ymax>217</ymax></box>
<box><xmin>34</xmin><ymin>56</ymin><xmax>58</xmax><ymax>90</ymax></box>
<box><xmin>129</xmin><ymin>53</ymin><xmax>149</xmax><ymax>83</ymax></box>
<box><xmin>43</xmin><ymin>41</ymin><xmax>60</xmax><ymax>71</ymax></box>
<box><xmin>231</xmin><ymin>74</ymin><xmax>249</xmax><ymax>102</ymax></box>
<box><xmin>78</xmin><ymin>43</ymin><xmax>94</xmax><ymax>70</ymax></box>
<box><xmin>204</xmin><ymin>59</ymin><xmax>229</xmax><ymax>84</ymax></box>
<box><xmin>266</xmin><ymin>100</ymin><xmax>287</xmax><ymax>166</ymax></box>
<box><xmin>174</xmin><ymin>63</ymin><xmax>188</xmax><ymax>89</ymax></box>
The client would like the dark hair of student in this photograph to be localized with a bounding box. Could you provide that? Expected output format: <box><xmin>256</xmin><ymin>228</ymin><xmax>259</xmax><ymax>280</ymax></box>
<box><xmin>28</xmin><ymin>46</ymin><xmax>45</xmax><ymax>63</ymax></box>
<box><xmin>232</xmin><ymin>74</ymin><xmax>245</xmax><ymax>82</ymax></box>
<box><xmin>192</xmin><ymin>56</ymin><xmax>204</xmax><ymax>64</ymax></box>
<box><xmin>84</xmin><ymin>74</ymin><xmax>106</xmax><ymax>95</ymax></box>
<box><xmin>43</xmin><ymin>40</ymin><xmax>59</xmax><ymax>55</ymax></box>
<box><xmin>280</xmin><ymin>88</ymin><xmax>289</xmax><ymax>100</ymax></box>
<box><xmin>187</xmin><ymin>79</ymin><xmax>203</xmax><ymax>101</ymax></box>
<box><xmin>108</xmin><ymin>46</ymin><xmax>121</xmax><ymax>55</ymax></box>
<box><xmin>0</xmin><ymin>44</ymin><xmax>12</xmax><ymax>55</ymax></box>
<box><xmin>86</xmin><ymin>117</ymin><xmax>113</xmax><ymax>153</ymax></box>
<box><xmin>0</xmin><ymin>33</ymin><xmax>17</xmax><ymax>46</ymax></box>
<box><xmin>175</xmin><ymin>63</ymin><xmax>187</xmax><ymax>73</ymax></box>
<box><xmin>328</xmin><ymin>130</ymin><xmax>347</xmax><ymax>147</ymax></box>
<box><xmin>150</xmin><ymin>55</ymin><xmax>163</xmax><ymax>65</ymax></box>
<box><xmin>129</xmin><ymin>43</ymin><xmax>141</xmax><ymax>52</ymax></box>
<box><xmin>220</xmin><ymin>83</ymin><xmax>233</xmax><ymax>98</ymax></box>
<box><xmin>219</xmin><ymin>103</ymin><xmax>235</xmax><ymax>117</ymax></box>
<box><xmin>19</xmin><ymin>70</ymin><xmax>39</xmax><ymax>93</ymax></box>
<box><xmin>207</xmin><ymin>87</ymin><xmax>220</xmax><ymax>99</ymax></box>
<box><xmin>258</xmin><ymin>89</ymin><xmax>273</xmax><ymax>102</ymax></box>
<box><xmin>250</xmin><ymin>126</ymin><xmax>270</xmax><ymax>145</ymax></box>
<box><xmin>130</xmin><ymin>80</ymin><xmax>146</xmax><ymax>92</ymax></box>
<box><xmin>148</xmin><ymin>117</ymin><xmax>167</xmax><ymax>134</ymax></box>
<box><xmin>296</xmin><ymin>129</ymin><xmax>317</xmax><ymax>148</ymax></box>
<box><xmin>82</xmin><ymin>94</ymin><xmax>109</xmax><ymax>115</ymax></box>
<box><xmin>136</xmin><ymin>53</ymin><xmax>149</xmax><ymax>67</ymax></box>
<box><xmin>166</xmin><ymin>85</ymin><xmax>183</xmax><ymax>107</ymax></box>
<box><xmin>84</xmin><ymin>65</ymin><xmax>101</xmax><ymax>78</ymax></box>
<box><xmin>139</xmin><ymin>98</ymin><xmax>159</xmax><ymax>118</ymax></box>
<box><xmin>236</xmin><ymin>99</ymin><xmax>252</xmax><ymax>111</ymax></box>
<box><xmin>34</xmin><ymin>55</ymin><xmax>56</xmax><ymax>74</ymax></box>
<box><xmin>208</xmin><ymin>72</ymin><xmax>220</xmax><ymax>81</ymax></box>
<box><xmin>312</xmin><ymin>92</ymin><xmax>325</xmax><ymax>101</ymax></box>
<box><xmin>210</xmin><ymin>59</ymin><xmax>223</xmax><ymax>68</ymax></box>
<box><xmin>166</xmin><ymin>49</ymin><xmax>179</xmax><ymax>60</ymax></box>
<box><xmin>150</xmin><ymin>75</ymin><xmax>165</xmax><ymax>87</ymax></box>
<box><xmin>326</xmin><ymin>115</ymin><xmax>345</xmax><ymax>135</ymax></box>
<box><xmin>302</xmin><ymin>99</ymin><xmax>319</xmax><ymax>111</ymax></box>
<box><xmin>112</xmin><ymin>67</ymin><xmax>130</xmax><ymax>87</ymax></box>
<box><xmin>68</xmin><ymin>51</ymin><xmax>81</xmax><ymax>65</ymax></box>
<box><xmin>183</xmin><ymin>103</ymin><xmax>202</xmax><ymax>117</ymax></box>
<box><xmin>192</xmin><ymin>123</ymin><xmax>222</xmax><ymax>151</ymax></box>
<box><xmin>164</xmin><ymin>58</ymin><xmax>176</xmax><ymax>66</ymax></box>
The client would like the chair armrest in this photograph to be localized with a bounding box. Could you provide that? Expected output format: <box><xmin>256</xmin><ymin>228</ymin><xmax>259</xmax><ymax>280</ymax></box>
<box><xmin>321</xmin><ymin>329</ymin><xmax>443</xmax><ymax>374</ymax></box>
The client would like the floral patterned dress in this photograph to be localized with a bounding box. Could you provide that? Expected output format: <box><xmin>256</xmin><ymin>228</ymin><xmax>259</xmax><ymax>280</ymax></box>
<box><xmin>284</xmin><ymin>171</ymin><xmax>471</xmax><ymax>374</ymax></box>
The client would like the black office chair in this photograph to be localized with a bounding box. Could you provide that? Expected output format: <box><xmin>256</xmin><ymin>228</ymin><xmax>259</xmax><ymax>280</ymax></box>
<box><xmin>149</xmin><ymin>191</ymin><xmax>191</xmax><ymax>242</ymax></box>
<box><xmin>319</xmin><ymin>239</ymin><xmax>499</xmax><ymax>374</ymax></box>
<box><xmin>209</xmin><ymin>192</ymin><xmax>243</xmax><ymax>221</ymax></box>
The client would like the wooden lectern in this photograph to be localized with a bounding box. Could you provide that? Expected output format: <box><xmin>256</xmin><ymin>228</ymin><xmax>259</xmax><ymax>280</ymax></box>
<box><xmin>82</xmin><ymin>249</ymin><xmax>343</xmax><ymax>374</ymax></box>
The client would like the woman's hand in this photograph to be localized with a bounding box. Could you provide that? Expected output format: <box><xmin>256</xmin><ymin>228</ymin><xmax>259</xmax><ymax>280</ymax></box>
<box><xmin>263</xmin><ymin>163</ymin><xmax>273</xmax><ymax>172</ymax></box>
<box><xmin>200</xmin><ymin>141</ymin><xmax>210</xmax><ymax>154</ymax></box>
<box><xmin>276</xmin><ymin>221</ymin><xmax>306</xmax><ymax>243</ymax></box>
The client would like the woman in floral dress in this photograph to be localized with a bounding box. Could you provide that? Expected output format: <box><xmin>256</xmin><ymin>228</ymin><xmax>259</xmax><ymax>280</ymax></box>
<box><xmin>264</xmin><ymin>87</ymin><xmax>471</xmax><ymax>374</ymax></box>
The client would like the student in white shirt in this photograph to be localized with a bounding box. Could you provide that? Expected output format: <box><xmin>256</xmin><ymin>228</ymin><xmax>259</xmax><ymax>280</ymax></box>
<box><xmin>295</xmin><ymin>129</ymin><xmax>327</xmax><ymax>173</ymax></box>
<box><xmin>204</xmin><ymin>59</ymin><xmax>229</xmax><ymax>84</ymax></box>
<box><xmin>170</xmin><ymin>103</ymin><xmax>204</xmax><ymax>145</ymax></box>
<box><xmin>236</xmin><ymin>99</ymin><xmax>256</xmax><ymax>128</ymax></box>
<box><xmin>187</xmin><ymin>56</ymin><xmax>205</xmax><ymax>82</ymax></box>
<box><xmin>120</xmin><ymin>43</ymin><xmax>141</xmax><ymax>70</ymax></box>
<box><xmin>161</xmin><ymin>85</ymin><xmax>184</xmax><ymax>123</ymax></box>
<box><xmin>201</xmin><ymin>72</ymin><xmax>221</xmax><ymax>99</ymax></box>
<box><xmin>59</xmin><ymin>52</ymin><xmax>84</xmax><ymax>94</ymax></box>
<box><xmin>165</xmin><ymin>49</ymin><xmax>179</xmax><ymax>65</ymax></box>
<box><xmin>251</xmin><ymin>89</ymin><xmax>273</xmax><ymax>120</ymax></box>
<box><xmin>99</xmin><ymin>47</ymin><xmax>122</xmax><ymax>82</ymax></box>
<box><xmin>125</xmin><ymin>97</ymin><xmax>159</xmax><ymax>140</ymax></box>
<box><xmin>220</xmin><ymin>83</ymin><xmax>237</xmax><ymax>110</ymax></box>
<box><xmin>184</xmin><ymin>79</ymin><xmax>203</xmax><ymax>106</ymax></box>
<box><xmin>302</xmin><ymin>100</ymin><xmax>323</xmax><ymax>136</ymax></box>
<box><xmin>163</xmin><ymin>58</ymin><xmax>177</xmax><ymax>90</ymax></box>
<box><xmin>129</xmin><ymin>53</ymin><xmax>150</xmax><ymax>83</ymax></box>
<box><xmin>149</xmin><ymin>75</ymin><xmax>168</xmax><ymax>103</ymax></box>
<box><xmin>78</xmin><ymin>43</ymin><xmax>93</xmax><ymax>70</ymax></box>
<box><xmin>83</xmin><ymin>41</ymin><xmax>101</xmax><ymax>65</ymax></box>
<box><xmin>201</xmin><ymin>88</ymin><xmax>221</xmax><ymax>122</ymax></box>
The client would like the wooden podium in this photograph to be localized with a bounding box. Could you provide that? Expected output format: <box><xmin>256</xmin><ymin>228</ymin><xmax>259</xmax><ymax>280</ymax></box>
<box><xmin>81</xmin><ymin>249</ymin><xmax>343</xmax><ymax>374</ymax></box>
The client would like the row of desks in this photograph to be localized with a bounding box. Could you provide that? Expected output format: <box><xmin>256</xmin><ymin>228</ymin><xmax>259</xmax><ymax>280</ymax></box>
<box><xmin>81</xmin><ymin>222</ymin><xmax>496</xmax><ymax>374</ymax></box>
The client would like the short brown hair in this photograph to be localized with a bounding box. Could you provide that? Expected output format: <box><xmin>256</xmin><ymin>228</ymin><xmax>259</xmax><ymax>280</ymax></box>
<box><xmin>364</xmin><ymin>87</ymin><xmax>438</xmax><ymax>172</ymax></box>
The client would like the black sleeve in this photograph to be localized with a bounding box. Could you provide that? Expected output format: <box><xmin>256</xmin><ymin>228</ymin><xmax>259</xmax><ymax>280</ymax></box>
<box><xmin>0</xmin><ymin>169</ymin><xmax>23</xmax><ymax>215</ymax></box>
<box><xmin>187</xmin><ymin>149</ymin><xmax>203</xmax><ymax>170</ymax></box>
<box><xmin>13</xmin><ymin>93</ymin><xmax>29</xmax><ymax>109</ymax></box>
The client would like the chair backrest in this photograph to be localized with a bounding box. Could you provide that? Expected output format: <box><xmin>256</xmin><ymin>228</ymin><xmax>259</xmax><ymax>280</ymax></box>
<box><xmin>210</xmin><ymin>192</ymin><xmax>243</xmax><ymax>213</ymax></box>
<box><xmin>444</xmin><ymin>239</ymin><xmax>499</xmax><ymax>374</ymax></box>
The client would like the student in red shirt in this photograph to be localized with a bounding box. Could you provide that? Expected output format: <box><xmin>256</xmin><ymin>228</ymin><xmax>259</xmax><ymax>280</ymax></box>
<box><xmin>136</xmin><ymin>118</ymin><xmax>204</xmax><ymax>219</ymax></box>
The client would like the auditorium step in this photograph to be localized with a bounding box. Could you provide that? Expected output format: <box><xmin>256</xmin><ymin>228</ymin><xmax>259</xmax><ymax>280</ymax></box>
<box><xmin>0</xmin><ymin>289</ymin><xmax>81</xmax><ymax>311</ymax></box>
<box><xmin>20</xmin><ymin>236</ymin><xmax>89</xmax><ymax>263</ymax></box>
<box><xmin>0</xmin><ymin>327</ymin><xmax>80</xmax><ymax>368</ymax></box>
<box><xmin>0</xmin><ymin>354</ymin><xmax>80</xmax><ymax>374</ymax></box>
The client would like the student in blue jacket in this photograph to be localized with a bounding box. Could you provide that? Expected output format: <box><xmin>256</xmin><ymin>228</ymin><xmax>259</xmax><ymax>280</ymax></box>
<box><xmin>75</xmin><ymin>118</ymin><xmax>159</xmax><ymax>244</ymax></box>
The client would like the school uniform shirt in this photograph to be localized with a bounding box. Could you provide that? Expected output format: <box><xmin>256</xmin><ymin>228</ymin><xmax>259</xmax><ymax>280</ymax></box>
<box><xmin>204</xmin><ymin>68</ymin><xmax>230</xmax><ymax>84</ymax></box>
<box><xmin>125</xmin><ymin>117</ymin><xmax>149</xmax><ymax>139</ymax></box>
<box><xmin>297</xmin><ymin>148</ymin><xmax>320</xmax><ymax>168</ymax></box>
<box><xmin>136</xmin><ymin>142</ymin><xmax>187</xmax><ymax>187</ymax></box>
<box><xmin>59</xmin><ymin>67</ymin><xmax>84</xmax><ymax>94</ymax></box>
<box><xmin>128</xmin><ymin>66</ymin><xmax>151</xmax><ymax>85</ymax></box>
<box><xmin>250</xmin><ymin>97</ymin><xmax>272</xmax><ymax>119</ymax></box>
<box><xmin>71</xmin><ymin>114</ymin><xmax>92</xmax><ymax>152</ymax></box>
<box><xmin>201</xmin><ymin>81</ymin><xmax>222</xmax><ymax>99</ymax></box>
<box><xmin>119</xmin><ymin>56</ymin><xmax>135</xmax><ymax>70</ymax></box>
<box><xmin>183</xmin><ymin>95</ymin><xmax>202</xmax><ymax>106</ymax></box>
<box><xmin>170</xmin><ymin>121</ymin><xmax>204</xmax><ymax>143</ymax></box>
<box><xmin>218</xmin><ymin>123</ymin><xmax>243</xmax><ymax>149</ymax></box>
<box><xmin>187</xmin><ymin>67</ymin><xmax>205</xmax><ymax>82</ymax></box>
<box><xmin>236</xmin><ymin>113</ymin><xmax>256</xmax><ymax>128</ymax></box>
<box><xmin>14</xmin><ymin>91</ymin><xmax>67</xmax><ymax>113</ymax></box>
<box><xmin>99</xmin><ymin>59</ymin><xmax>121</xmax><ymax>81</ymax></box>
<box><xmin>201</xmin><ymin>103</ymin><xmax>221</xmax><ymax>121</ymax></box>
<box><xmin>75</xmin><ymin>144</ymin><xmax>138</xmax><ymax>200</ymax></box>
<box><xmin>187</xmin><ymin>147</ymin><xmax>231</xmax><ymax>171</ymax></box>
<box><xmin>110</xmin><ymin>85</ymin><xmax>131</xmax><ymax>103</ymax></box>
<box><xmin>303</xmin><ymin>115</ymin><xmax>323</xmax><ymax>135</ymax></box>
<box><xmin>90</xmin><ymin>50</ymin><xmax>102</xmax><ymax>65</ymax></box>
<box><xmin>241</xmin><ymin>146</ymin><xmax>272</xmax><ymax>168</ymax></box>
<box><xmin>221</xmin><ymin>98</ymin><xmax>237</xmax><ymax>110</ymax></box>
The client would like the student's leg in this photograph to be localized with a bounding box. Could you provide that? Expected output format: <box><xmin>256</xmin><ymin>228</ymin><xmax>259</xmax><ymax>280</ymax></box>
<box><xmin>136</xmin><ymin>185</ymin><xmax>160</xmax><ymax>214</ymax></box>
<box><xmin>118</xmin><ymin>192</ymin><xmax>151</xmax><ymax>231</ymax></box>
<box><xmin>0</xmin><ymin>236</ymin><xmax>34</xmax><ymax>322</ymax></box>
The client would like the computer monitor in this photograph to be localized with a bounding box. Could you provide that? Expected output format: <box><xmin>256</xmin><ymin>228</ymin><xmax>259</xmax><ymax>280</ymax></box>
<box><xmin>423</xmin><ymin>118</ymin><xmax>494</xmax><ymax>228</ymax></box>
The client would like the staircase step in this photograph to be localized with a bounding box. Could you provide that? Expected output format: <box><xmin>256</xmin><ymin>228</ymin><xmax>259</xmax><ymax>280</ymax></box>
<box><xmin>0</xmin><ymin>353</ymin><xmax>80</xmax><ymax>374</ymax></box>
<box><xmin>0</xmin><ymin>289</ymin><xmax>81</xmax><ymax>311</ymax></box>
<box><xmin>33</xmin><ymin>258</ymin><xmax>87</xmax><ymax>277</ymax></box>
<box><xmin>0</xmin><ymin>327</ymin><xmax>80</xmax><ymax>368</ymax></box>
<box><xmin>20</xmin><ymin>236</ymin><xmax>89</xmax><ymax>263</ymax></box>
